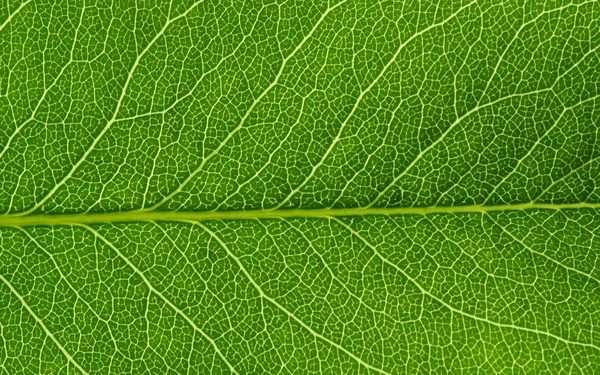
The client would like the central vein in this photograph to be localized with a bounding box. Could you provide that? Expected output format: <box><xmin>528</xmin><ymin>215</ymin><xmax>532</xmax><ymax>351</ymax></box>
<box><xmin>0</xmin><ymin>202</ymin><xmax>598</xmax><ymax>227</ymax></box>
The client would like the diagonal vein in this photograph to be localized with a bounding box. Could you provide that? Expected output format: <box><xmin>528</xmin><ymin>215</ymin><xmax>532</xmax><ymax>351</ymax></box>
<box><xmin>0</xmin><ymin>273</ymin><xmax>90</xmax><ymax>375</ymax></box>
<box><xmin>485</xmin><ymin>212</ymin><xmax>600</xmax><ymax>285</ymax></box>
<box><xmin>330</xmin><ymin>216</ymin><xmax>600</xmax><ymax>352</ymax></box>
<box><xmin>15</xmin><ymin>0</ymin><xmax>205</xmax><ymax>216</ymax></box>
<box><xmin>193</xmin><ymin>220</ymin><xmax>393</xmax><ymax>375</ymax></box>
<box><xmin>484</xmin><ymin>93</ymin><xmax>600</xmax><ymax>204</ymax></box>
<box><xmin>0</xmin><ymin>0</ymin><xmax>31</xmax><ymax>33</ymax></box>
<box><xmin>146</xmin><ymin>0</ymin><xmax>349</xmax><ymax>211</ymax></box>
<box><xmin>272</xmin><ymin>0</ymin><xmax>479</xmax><ymax>210</ymax></box>
<box><xmin>16</xmin><ymin>227</ymin><xmax>127</xmax><ymax>356</ymax></box>
<box><xmin>0</xmin><ymin>0</ymin><xmax>86</xmax><ymax>162</ymax></box>
<box><xmin>81</xmin><ymin>223</ymin><xmax>240</xmax><ymax>375</ymax></box>
<box><xmin>272</xmin><ymin>218</ymin><xmax>419</xmax><ymax>325</ymax></box>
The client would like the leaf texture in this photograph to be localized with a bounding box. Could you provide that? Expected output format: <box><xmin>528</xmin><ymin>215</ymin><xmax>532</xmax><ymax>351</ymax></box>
<box><xmin>1</xmin><ymin>0</ymin><xmax>600</xmax><ymax>373</ymax></box>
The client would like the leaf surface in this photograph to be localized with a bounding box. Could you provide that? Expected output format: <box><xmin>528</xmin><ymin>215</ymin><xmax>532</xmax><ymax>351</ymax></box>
<box><xmin>1</xmin><ymin>0</ymin><xmax>600</xmax><ymax>373</ymax></box>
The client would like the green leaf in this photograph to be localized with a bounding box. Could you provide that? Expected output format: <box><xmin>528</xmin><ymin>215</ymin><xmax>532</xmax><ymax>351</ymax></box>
<box><xmin>1</xmin><ymin>0</ymin><xmax>599</xmax><ymax>373</ymax></box>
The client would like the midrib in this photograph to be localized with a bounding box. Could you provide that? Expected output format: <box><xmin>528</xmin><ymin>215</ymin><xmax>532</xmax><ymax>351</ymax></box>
<box><xmin>0</xmin><ymin>202</ymin><xmax>599</xmax><ymax>227</ymax></box>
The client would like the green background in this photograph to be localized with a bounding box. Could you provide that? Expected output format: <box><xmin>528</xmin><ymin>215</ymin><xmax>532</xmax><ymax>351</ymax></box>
<box><xmin>1</xmin><ymin>0</ymin><xmax>599</xmax><ymax>373</ymax></box>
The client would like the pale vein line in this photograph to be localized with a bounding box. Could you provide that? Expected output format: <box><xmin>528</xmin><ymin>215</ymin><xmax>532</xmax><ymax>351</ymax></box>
<box><xmin>272</xmin><ymin>0</ymin><xmax>479</xmax><ymax>210</ymax></box>
<box><xmin>431</xmin><ymin>39</ymin><xmax>600</xmax><ymax>207</ymax></box>
<box><xmin>367</xmin><ymin>9</ymin><xmax>600</xmax><ymax>208</ymax></box>
<box><xmin>0</xmin><ymin>0</ymin><xmax>30</xmax><ymax>33</ymax></box>
<box><xmin>476</xmin><ymin>1</ymin><xmax>589</xmax><ymax>107</ymax></box>
<box><xmin>365</xmin><ymin>88</ymin><xmax>544</xmax><ymax>208</ymax></box>
<box><xmin>534</xmin><ymin>113</ymin><xmax>600</xmax><ymax>203</ymax></box>
<box><xmin>275</xmin><ymin>218</ymin><xmax>425</xmax><ymax>325</ymax></box>
<box><xmin>146</xmin><ymin>0</ymin><xmax>348</xmax><ymax>211</ymax></box>
<box><xmin>482</xmin><ymin>104</ymin><xmax>569</xmax><ymax>204</ymax></box>
<box><xmin>0</xmin><ymin>0</ymin><xmax>85</xmax><ymax>162</ymax></box>
<box><xmin>17</xmin><ymin>227</ymin><xmax>128</xmax><ymax>357</ymax></box>
<box><xmin>0</xmin><ymin>273</ymin><xmax>90</xmax><ymax>375</ymax></box>
<box><xmin>1</xmin><ymin>202</ymin><xmax>600</xmax><ymax>227</ymax></box>
<box><xmin>113</xmin><ymin>7</ymin><xmax>261</xmax><ymax>126</ymax></box>
<box><xmin>424</xmin><ymin>216</ymin><xmax>534</xmax><ymax>287</ymax></box>
<box><xmin>192</xmin><ymin>220</ymin><xmax>392</xmax><ymax>375</ymax></box>
<box><xmin>536</xmin><ymin>155</ymin><xmax>600</xmax><ymax>203</ymax></box>
<box><xmin>15</xmin><ymin>0</ymin><xmax>205</xmax><ymax>216</ymax></box>
<box><xmin>214</xmin><ymin>91</ymin><xmax>312</xmax><ymax>211</ymax></box>
<box><xmin>483</xmin><ymin>94</ymin><xmax>600</xmax><ymax>205</ymax></box>
<box><xmin>366</xmin><ymin>90</ymin><xmax>600</xmax><ymax>208</ymax></box>
<box><xmin>331</xmin><ymin>217</ymin><xmax>600</xmax><ymax>352</ymax></box>
<box><xmin>114</xmin><ymin>1</ymin><xmax>268</xmax><ymax>127</ymax></box>
<box><xmin>327</xmin><ymin>87</ymin><xmax>405</xmax><ymax>208</ymax></box>
<box><xmin>0</xmin><ymin>321</ymin><xmax>7</xmax><ymax>374</ymax></box>
<box><xmin>152</xmin><ymin>221</ymin><xmax>234</xmax><ymax>328</ymax></box>
<box><xmin>81</xmin><ymin>224</ymin><xmax>240</xmax><ymax>375</ymax></box>
<box><xmin>551</xmin><ymin>43</ymin><xmax>600</xmax><ymax>91</ymax></box>
<box><xmin>485</xmin><ymin>213</ymin><xmax>600</xmax><ymax>285</ymax></box>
